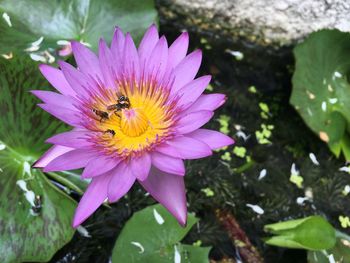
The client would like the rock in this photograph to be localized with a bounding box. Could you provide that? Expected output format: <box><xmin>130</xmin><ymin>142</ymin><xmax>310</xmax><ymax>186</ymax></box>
<box><xmin>157</xmin><ymin>0</ymin><xmax>350</xmax><ymax>47</ymax></box>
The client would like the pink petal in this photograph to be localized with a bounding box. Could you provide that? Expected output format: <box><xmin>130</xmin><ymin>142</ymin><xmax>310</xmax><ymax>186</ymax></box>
<box><xmin>31</xmin><ymin>90</ymin><xmax>76</xmax><ymax>110</ymax></box>
<box><xmin>46</xmin><ymin>130</ymin><xmax>92</xmax><ymax>149</ymax></box>
<box><xmin>72</xmin><ymin>173</ymin><xmax>111</xmax><ymax>227</ymax></box>
<box><xmin>177</xmin><ymin>75</ymin><xmax>211</xmax><ymax>109</ymax></box>
<box><xmin>71</xmin><ymin>41</ymin><xmax>102</xmax><ymax>78</ymax></box>
<box><xmin>145</xmin><ymin>36</ymin><xmax>168</xmax><ymax>81</ymax></box>
<box><xmin>98</xmin><ymin>39</ymin><xmax>117</xmax><ymax>89</ymax></box>
<box><xmin>130</xmin><ymin>153</ymin><xmax>151</xmax><ymax>181</ymax></box>
<box><xmin>39</xmin><ymin>64</ymin><xmax>76</xmax><ymax>96</ymax></box>
<box><xmin>58</xmin><ymin>61</ymin><xmax>91</xmax><ymax>98</ymax></box>
<box><xmin>32</xmin><ymin>145</ymin><xmax>74</xmax><ymax>168</ymax></box>
<box><xmin>43</xmin><ymin>149</ymin><xmax>96</xmax><ymax>172</ymax></box>
<box><xmin>184</xmin><ymin>94</ymin><xmax>226</xmax><ymax>113</ymax></box>
<box><xmin>82</xmin><ymin>155</ymin><xmax>120</xmax><ymax>179</ymax></box>
<box><xmin>177</xmin><ymin>110</ymin><xmax>214</xmax><ymax>134</ymax></box>
<box><xmin>187</xmin><ymin>129</ymin><xmax>235</xmax><ymax>149</ymax></box>
<box><xmin>156</xmin><ymin>136</ymin><xmax>212</xmax><ymax>159</ymax></box>
<box><xmin>171</xmin><ymin>50</ymin><xmax>202</xmax><ymax>94</ymax></box>
<box><xmin>138</xmin><ymin>24</ymin><xmax>159</xmax><ymax>66</ymax></box>
<box><xmin>151</xmin><ymin>152</ymin><xmax>185</xmax><ymax>176</ymax></box>
<box><xmin>140</xmin><ymin>167</ymin><xmax>187</xmax><ymax>226</ymax></box>
<box><xmin>168</xmin><ymin>32</ymin><xmax>189</xmax><ymax>68</ymax></box>
<box><xmin>107</xmin><ymin>162</ymin><xmax>136</xmax><ymax>202</ymax></box>
<box><xmin>122</xmin><ymin>33</ymin><xmax>140</xmax><ymax>81</ymax></box>
<box><xmin>111</xmin><ymin>27</ymin><xmax>125</xmax><ymax>61</ymax></box>
<box><xmin>38</xmin><ymin>103</ymin><xmax>81</xmax><ymax>127</ymax></box>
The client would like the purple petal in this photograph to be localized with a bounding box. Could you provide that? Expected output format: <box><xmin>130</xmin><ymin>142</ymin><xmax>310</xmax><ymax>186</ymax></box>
<box><xmin>71</xmin><ymin>41</ymin><xmax>102</xmax><ymax>79</ymax></box>
<box><xmin>184</xmin><ymin>94</ymin><xmax>226</xmax><ymax>113</ymax></box>
<box><xmin>39</xmin><ymin>64</ymin><xmax>76</xmax><ymax>96</ymax></box>
<box><xmin>46</xmin><ymin>130</ymin><xmax>92</xmax><ymax>149</ymax></box>
<box><xmin>177</xmin><ymin>110</ymin><xmax>214</xmax><ymax>134</ymax></box>
<box><xmin>72</xmin><ymin>173</ymin><xmax>111</xmax><ymax>227</ymax></box>
<box><xmin>145</xmin><ymin>36</ymin><xmax>168</xmax><ymax>81</ymax></box>
<box><xmin>107</xmin><ymin>162</ymin><xmax>136</xmax><ymax>202</ymax></box>
<box><xmin>99</xmin><ymin>39</ymin><xmax>117</xmax><ymax>89</ymax></box>
<box><xmin>43</xmin><ymin>149</ymin><xmax>96</xmax><ymax>172</ymax></box>
<box><xmin>38</xmin><ymin>104</ymin><xmax>81</xmax><ymax>127</ymax></box>
<box><xmin>156</xmin><ymin>136</ymin><xmax>212</xmax><ymax>159</ymax></box>
<box><xmin>123</xmin><ymin>33</ymin><xmax>140</xmax><ymax>81</ymax></box>
<box><xmin>177</xmin><ymin>75</ymin><xmax>211</xmax><ymax>108</ymax></box>
<box><xmin>111</xmin><ymin>27</ymin><xmax>125</xmax><ymax>61</ymax></box>
<box><xmin>32</xmin><ymin>145</ymin><xmax>73</xmax><ymax>168</ymax></box>
<box><xmin>82</xmin><ymin>155</ymin><xmax>120</xmax><ymax>179</ymax></box>
<box><xmin>171</xmin><ymin>50</ymin><xmax>202</xmax><ymax>94</ymax></box>
<box><xmin>168</xmin><ymin>32</ymin><xmax>189</xmax><ymax>69</ymax></box>
<box><xmin>31</xmin><ymin>90</ymin><xmax>76</xmax><ymax>110</ymax></box>
<box><xmin>140</xmin><ymin>167</ymin><xmax>187</xmax><ymax>226</ymax></box>
<box><xmin>38</xmin><ymin>103</ymin><xmax>81</xmax><ymax>127</ymax></box>
<box><xmin>187</xmin><ymin>129</ymin><xmax>235</xmax><ymax>149</ymax></box>
<box><xmin>138</xmin><ymin>24</ymin><xmax>159</xmax><ymax>65</ymax></box>
<box><xmin>129</xmin><ymin>153</ymin><xmax>151</xmax><ymax>181</ymax></box>
<box><xmin>58</xmin><ymin>61</ymin><xmax>93</xmax><ymax>98</ymax></box>
<box><xmin>151</xmin><ymin>152</ymin><xmax>185</xmax><ymax>176</ymax></box>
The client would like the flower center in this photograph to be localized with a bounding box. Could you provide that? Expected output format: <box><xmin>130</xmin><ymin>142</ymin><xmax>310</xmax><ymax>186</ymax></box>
<box><xmin>120</xmin><ymin>108</ymin><xmax>149</xmax><ymax>137</ymax></box>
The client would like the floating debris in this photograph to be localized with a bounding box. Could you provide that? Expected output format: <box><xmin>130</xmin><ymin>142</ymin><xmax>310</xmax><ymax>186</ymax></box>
<box><xmin>226</xmin><ymin>49</ymin><xmax>244</xmax><ymax>60</ymax></box>
<box><xmin>30</xmin><ymin>53</ymin><xmax>46</xmax><ymax>63</ymax></box>
<box><xmin>342</xmin><ymin>185</ymin><xmax>350</xmax><ymax>196</ymax></box>
<box><xmin>290</xmin><ymin>163</ymin><xmax>303</xmax><ymax>188</ymax></box>
<box><xmin>2</xmin><ymin>12</ymin><xmax>12</xmax><ymax>27</ymax></box>
<box><xmin>339</xmin><ymin>165</ymin><xmax>350</xmax><ymax>173</ymax></box>
<box><xmin>248</xmin><ymin>86</ymin><xmax>257</xmax><ymax>93</ymax></box>
<box><xmin>0</xmin><ymin>142</ymin><xmax>6</xmax><ymax>150</ymax></box>
<box><xmin>246</xmin><ymin>204</ymin><xmax>264</xmax><ymax>215</ymax></box>
<box><xmin>258</xmin><ymin>169</ymin><xmax>267</xmax><ymax>180</ymax></box>
<box><xmin>131</xmin><ymin>242</ymin><xmax>145</xmax><ymax>254</ymax></box>
<box><xmin>306</xmin><ymin>90</ymin><xmax>315</xmax><ymax>100</ymax></box>
<box><xmin>309</xmin><ymin>153</ymin><xmax>320</xmax><ymax>165</ymax></box>
<box><xmin>329</xmin><ymin>98</ymin><xmax>338</xmax><ymax>104</ymax></box>
<box><xmin>23</xmin><ymin>161</ymin><xmax>32</xmax><ymax>177</ymax></box>
<box><xmin>333</xmin><ymin>71</ymin><xmax>342</xmax><ymax>78</ymax></box>
<box><xmin>201</xmin><ymin>187</ymin><xmax>215</xmax><ymax>197</ymax></box>
<box><xmin>153</xmin><ymin>208</ymin><xmax>164</xmax><ymax>225</ymax></box>
<box><xmin>235</xmin><ymin>130</ymin><xmax>251</xmax><ymax>142</ymax></box>
<box><xmin>319</xmin><ymin>131</ymin><xmax>329</xmax><ymax>142</ymax></box>
<box><xmin>1</xmin><ymin>52</ymin><xmax>13</xmax><ymax>59</ymax></box>
<box><xmin>296</xmin><ymin>197</ymin><xmax>309</xmax><ymax>205</ymax></box>
<box><xmin>328</xmin><ymin>254</ymin><xmax>335</xmax><ymax>263</ymax></box>
<box><xmin>328</xmin><ymin>84</ymin><xmax>334</xmax><ymax>92</ymax></box>
<box><xmin>307</xmin><ymin>107</ymin><xmax>313</xmax><ymax>116</ymax></box>
<box><xmin>321</xmin><ymin>101</ymin><xmax>327</xmax><ymax>112</ymax></box>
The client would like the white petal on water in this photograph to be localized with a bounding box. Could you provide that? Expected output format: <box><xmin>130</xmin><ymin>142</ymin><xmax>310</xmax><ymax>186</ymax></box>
<box><xmin>328</xmin><ymin>254</ymin><xmax>335</xmax><ymax>263</ymax></box>
<box><xmin>339</xmin><ymin>166</ymin><xmax>350</xmax><ymax>173</ymax></box>
<box><xmin>321</xmin><ymin>101</ymin><xmax>327</xmax><ymax>112</ymax></box>
<box><xmin>0</xmin><ymin>142</ymin><xmax>6</xmax><ymax>150</ymax></box>
<box><xmin>246</xmin><ymin>204</ymin><xmax>264</xmax><ymax>215</ymax></box>
<box><xmin>2</xmin><ymin>13</ymin><xmax>12</xmax><ymax>27</ymax></box>
<box><xmin>227</xmin><ymin>50</ymin><xmax>244</xmax><ymax>60</ymax></box>
<box><xmin>23</xmin><ymin>161</ymin><xmax>32</xmax><ymax>177</ymax></box>
<box><xmin>343</xmin><ymin>185</ymin><xmax>350</xmax><ymax>195</ymax></box>
<box><xmin>153</xmin><ymin>208</ymin><xmax>165</xmax><ymax>225</ymax></box>
<box><xmin>31</xmin><ymin>36</ymin><xmax>44</xmax><ymax>47</ymax></box>
<box><xmin>329</xmin><ymin>98</ymin><xmax>338</xmax><ymax>104</ymax></box>
<box><xmin>131</xmin><ymin>242</ymin><xmax>145</xmax><ymax>254</ymax></box>
<box><xmin>309</xmin><ymin>153</ymin><xmax>320</xmax><ymax>165</ymax></box>
<box><xmin>334</xmin><ymin>71</ymin><xmax>342</xmax><ymax>78</ymax></box>
<box><xmin>30</xmin><ymin>53</ymin><xmax>47</xmax><ymax>63</ymax></box>
<box><xmin>24</xmin><ymin>45</ymin><xmax>40</xmax><ymax>52</ymax></box>
<box><xmin>57</xmin><ymin>40</ymin><xmax>70</xmax><ymax>45</ymax></box>
<box><xmin>25</xmin><ymin>190</ymin><xmax>36</xmax><ymax>206</ymax></box>
<box><xmin>174</xmin><ymin>245</ymin><xmax>181</xmax><ymax>263</ymax></box>
<box><xmin>77</xmin><ymin>225</ymin><xmax>91</xmax><ymax>238</ymax></box>
<box><xmin>258</xmin><ymin>169</ymin><xmax>267</xmax><ymax>180</ymax></box>
<box><xmin>236</xmin><ymin>131</ymin><xmax>250</xmax><ymax>141</ymax></box>
<box><xmin>16</xmin><ymin>179</ymin><xmax>28</xmax><ymax>192</ymax></box>
<box><xmin>307</xmin><ymin>107</ymin><xmax>313</xmax><ymax>116</ymax></box>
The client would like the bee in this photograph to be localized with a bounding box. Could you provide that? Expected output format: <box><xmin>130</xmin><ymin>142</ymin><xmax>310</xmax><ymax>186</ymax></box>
<box><xmin>32</xmin><ymin>195</ymin><xmax>42</xmax><ymax>214</ymax></box>
<box><xmin>92</xmin><ymin>108</ymin><xmax>109</xmax><ymax>122</ymax></box>
<box><xmin>107</xmin><ymin>95</ymin><xmax>130</xmax><ymax>113</ymax></box>
<box><xmin>104</xmin><ymin>129</ymin><xmax>116</xmax><ymax>137</ymax></box>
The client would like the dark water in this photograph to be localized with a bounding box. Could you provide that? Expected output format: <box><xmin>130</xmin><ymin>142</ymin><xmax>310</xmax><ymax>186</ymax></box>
<box><xmin>49</xmin><ymin>24</ymin><xmax>350</xmax><ymax>263</ymax></box>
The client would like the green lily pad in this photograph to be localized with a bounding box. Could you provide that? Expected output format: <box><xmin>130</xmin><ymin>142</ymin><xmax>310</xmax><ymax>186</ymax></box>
<box><xmin>112</xmin><ymin>204</ymin><xmax>211</xmax><ymax>263</ymax></box>
<box><xmin>308</xmin><ymin>231</ymin><xmax>350</xmax><ymax>263</ymax></box>
<box><xmin>0</xmin><ymin>55</ymin><xmax>76</xmax><ymax>262</ymax></box>
<box><xmin>264</xmin><ymin>216</ymin><xmax>336</xmax><ymax>250</ymax></box>
<box><xmin>0</xmin><ymin>0</ymin><xmax>157</xmax><ymax>55</ymax></box>
<box><xmin>290</xmin><ymin>29</ymin><xmax>350</xmax><ymax>160</ymax></box>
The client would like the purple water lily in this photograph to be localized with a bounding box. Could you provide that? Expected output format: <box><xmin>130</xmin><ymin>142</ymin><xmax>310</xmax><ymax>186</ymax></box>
<box><xmin>32</xmin><ymin>25</ymin><xmax>234</xmax><ymax>227</ymax></box>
